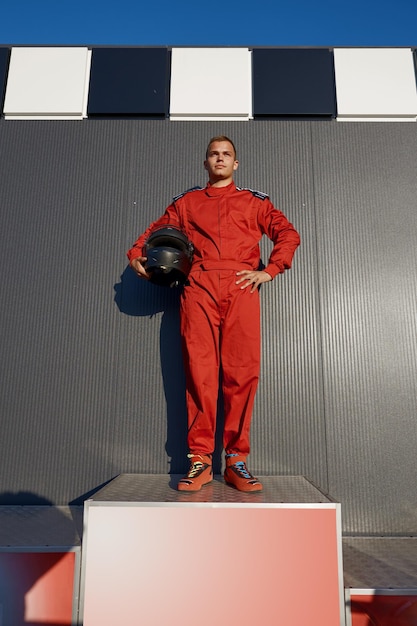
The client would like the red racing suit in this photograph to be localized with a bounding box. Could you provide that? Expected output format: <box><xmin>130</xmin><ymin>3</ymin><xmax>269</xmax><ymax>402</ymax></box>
<box><xmin>127</xmin><ymin>181</ymin><xmax>300</xmax><ymax>456</ymax></box>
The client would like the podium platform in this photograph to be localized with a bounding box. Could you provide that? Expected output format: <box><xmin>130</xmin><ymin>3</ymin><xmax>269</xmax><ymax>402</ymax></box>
<box><xmin>0</xmin><ymin>505</ymin><xmax>82</xmax><ymax>626</ymax></box>
<box><xmin>79</xmin><ymin>474</ymin><xmax>345</xmax><ymax>626</ymax></box>
<box><xmin>343</xmin><ymin>536</ymin><xmax>417</xmax><ymax>626</ymax></box>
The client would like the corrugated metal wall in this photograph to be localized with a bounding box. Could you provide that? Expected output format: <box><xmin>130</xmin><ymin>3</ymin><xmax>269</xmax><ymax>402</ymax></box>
<box><xmin>312</xmin><ymin>123</ymin><xmax>417</xmax><ymax>533</ymax></box>
<box><xmin>0</xmin><ymin>120</ymin><xmax>416</xmax><ymax>534</ymax></box>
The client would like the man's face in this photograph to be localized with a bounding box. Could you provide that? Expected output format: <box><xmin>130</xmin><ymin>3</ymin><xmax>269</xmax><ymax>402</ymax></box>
<box><xmin>204</xmin><ymin>141</ymin><xmax>239</xmax><ymax>183</ymax></box>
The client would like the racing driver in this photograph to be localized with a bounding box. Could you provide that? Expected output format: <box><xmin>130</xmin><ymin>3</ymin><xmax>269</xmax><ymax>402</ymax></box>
<box><xmin>128</xmin><ymin>136</ymin><xmax>300</xmax><ymax>493</ymax></box>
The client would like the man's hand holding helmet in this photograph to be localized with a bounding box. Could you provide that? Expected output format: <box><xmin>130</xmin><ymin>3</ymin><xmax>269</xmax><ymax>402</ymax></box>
<box><xmin>130</xmin><ymin>256</ymin><xmax>150</xmax><ymax>280</ymax></box>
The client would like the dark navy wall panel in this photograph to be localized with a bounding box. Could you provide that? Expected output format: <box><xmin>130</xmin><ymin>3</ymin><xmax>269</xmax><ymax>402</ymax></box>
<box><xmin>252</xmin><ymin>48</ymin><xmax>337</xmax><ymax>118</ymax></box>
<box><xmin>0</xmin><ymin>47</ymin><xmax>10</xmax><ymax>114</ymax></box>
<box><xmin>87</xmin><ymin>48</ymin><xmax>170</xmax><ymax>116</ymax></box>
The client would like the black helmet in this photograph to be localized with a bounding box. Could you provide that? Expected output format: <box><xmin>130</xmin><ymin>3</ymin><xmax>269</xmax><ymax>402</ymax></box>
<box><xmin>144</xmin><ymin>225</ymin><xmax>194</xmax><ymax>287</ymax></box>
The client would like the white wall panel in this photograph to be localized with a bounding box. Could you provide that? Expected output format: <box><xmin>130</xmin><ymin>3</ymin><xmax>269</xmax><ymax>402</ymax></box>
<box><xmin>170</xmin><ymin>48</ymin><xmax>252</xmax><ymax>120</ymax></box>
<box><xmin>4</xmin><ymin>47</ymin><xmax>91</xmax><ymax>119</ymax></box>
<box><xmin>334</xmin><ymin>48</ymin><xmax>417</xmax><ymax>121</ymax></box>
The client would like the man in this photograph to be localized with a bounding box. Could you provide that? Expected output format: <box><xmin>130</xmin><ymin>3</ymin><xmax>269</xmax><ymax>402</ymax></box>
<box><xmin>128</xmin><ymin>136</ymin><xmax>300</xmax><ymax>493</ymax></box>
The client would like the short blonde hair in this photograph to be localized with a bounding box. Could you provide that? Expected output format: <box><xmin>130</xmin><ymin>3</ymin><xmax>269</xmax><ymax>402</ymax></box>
<box><xmin>206</xmin><ymin>136</ymin><xmax>237</xmax><ymax>159</ymax></box>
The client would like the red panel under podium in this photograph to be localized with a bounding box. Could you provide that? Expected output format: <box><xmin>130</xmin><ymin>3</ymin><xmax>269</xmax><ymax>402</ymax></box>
<box><xmin>80</xmin><ymin>475</ymin><xmax>345</xmax><ymax>626</ymax></box>
<box><xmin>0</xmin><ymin>505</ymin><xmax>82</xmax><ymax>626</ymax></box>
<box><xmin>343</xmin><ymin>536</ymin><xmax>417</xmax><ymax>626</ymax></box>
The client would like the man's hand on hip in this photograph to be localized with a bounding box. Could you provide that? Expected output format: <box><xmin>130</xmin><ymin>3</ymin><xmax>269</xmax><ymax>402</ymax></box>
<box><xmin>236</xmin><ymin>270</ymin><xmax>272</xmax><ymax>293</ymax></box>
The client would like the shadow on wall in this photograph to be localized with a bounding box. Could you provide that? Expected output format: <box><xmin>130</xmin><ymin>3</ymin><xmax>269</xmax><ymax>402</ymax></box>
<box><xmin>114</xmin><ymin>265</ymin><xmax>225</xmax><ymax>474</ymax></box>
<box><xmin>114</xmin><ymin>265</ymin><xmax>187</xmax><ymax>472</ymax></box>
<box><xmin>0</xmin><ymin>493</ymin><xmax>77</xmax><ymax>626</ymax></box>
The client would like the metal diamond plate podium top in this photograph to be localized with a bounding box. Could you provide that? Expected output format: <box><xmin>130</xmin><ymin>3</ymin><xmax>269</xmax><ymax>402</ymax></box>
<box><xmin>0</xmin><ymin>505</ymin><xmax>82</xmax><ymax>549</ymax></box>
<box><xmin>88</xmin><ymin>474</ymin><xmax>333</xmax><ymax>504</ymax></box>
<box><xmin>343</xmin><ymin>536</ymin><xmax>417</xmax><ymax>589</ymax></box>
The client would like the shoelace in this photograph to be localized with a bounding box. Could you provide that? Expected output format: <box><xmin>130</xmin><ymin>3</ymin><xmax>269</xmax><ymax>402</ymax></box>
<box><xmin>187</xmin><ymin>461</ymin><xmax>204</xmax><ymax>477</ymax></box>
<box><xmin>234</xmin><ymin>461</ymin><xmax>253</xmax><ymax>479</ymax></box>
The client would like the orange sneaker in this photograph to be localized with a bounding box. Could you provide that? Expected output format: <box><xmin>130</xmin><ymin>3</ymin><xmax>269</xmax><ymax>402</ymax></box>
<box><xmin>224</xmin><ymin>454</ymin><xmax>263</xmax><ymax>493</ymax></box>
<box><xmin>177</xmin><ymin>454</ymin><xmax>213</xmax><ymax>492</ymax></box>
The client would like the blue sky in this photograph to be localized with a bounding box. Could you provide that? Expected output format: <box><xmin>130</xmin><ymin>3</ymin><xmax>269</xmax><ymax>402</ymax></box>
<box><xmin>1</xmin><ymin>0</ymin><xmax>416</xmax><ymax>47</ymax></box>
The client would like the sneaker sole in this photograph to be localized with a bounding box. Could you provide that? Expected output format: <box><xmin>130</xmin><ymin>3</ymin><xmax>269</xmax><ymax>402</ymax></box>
<box><xmin>177</xmin><ymin>478</ymin><xmax>213</xmax><ymax>493</ymax></box>
<box><xmin>224</xmin><ymin>479</ymin><xmax>263</xmax><ymax>493</ymax></box>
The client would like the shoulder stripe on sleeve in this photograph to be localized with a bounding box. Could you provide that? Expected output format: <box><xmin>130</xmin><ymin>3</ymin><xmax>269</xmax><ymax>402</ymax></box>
<box><xmin>173</xmin><ymin>186</ymin><xmax>204</xmax><ymax>202</ymax></box>
<box><xmin>236</xmin><ymin>186</ymin><xmax>269</xmax><ymax>200</ymax></box>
